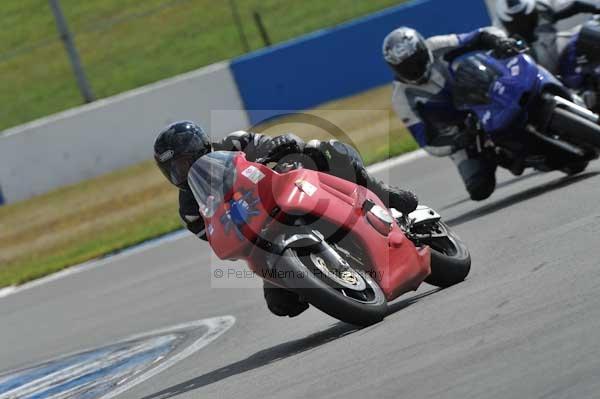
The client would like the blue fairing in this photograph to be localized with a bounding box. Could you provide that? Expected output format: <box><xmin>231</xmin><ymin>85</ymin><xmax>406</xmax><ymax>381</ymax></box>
<box><xmin>537</xmin><ymin>62</ymin><xmax>565</xmax><ymax>88</ymax></box>
<box><xmin>451</xmin><ymin>52</ymin><xmax>563</xmax><ymax>140</ymax></box>
<box><xmin>559</xmin><ymin>33</ymin><xmax>600</xmax><ymax>90</ymax></box>
<box><xmin>559</xmin><ymin>35</ymin><xmax>584</xmax><ymax>89</ymax></box>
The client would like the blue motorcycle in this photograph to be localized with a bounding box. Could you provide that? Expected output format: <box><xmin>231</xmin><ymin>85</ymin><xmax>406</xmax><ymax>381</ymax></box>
<box><xmin>559</xmin><ymin>15</ymin><xmax>600</xmax><ymax>114</ymax></box>
<box><xmin>450</xmin><ymin>45</ymin><xmax>600</xmax><ymax>175</ymax></box>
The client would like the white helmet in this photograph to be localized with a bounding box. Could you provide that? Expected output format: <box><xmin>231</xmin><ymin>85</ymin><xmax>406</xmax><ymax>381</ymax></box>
<box><xmin>382</xmin><ymin>27</ymin><xmax>433</xmax><ymax>84</ymax></box>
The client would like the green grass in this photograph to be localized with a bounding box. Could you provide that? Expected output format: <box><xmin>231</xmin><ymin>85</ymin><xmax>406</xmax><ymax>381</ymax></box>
<box><xmin>0</xmin><ymin>159</ymin><xmax>181</xmax><ymax>287</ymax></box>
<box><xmin>0</xmin><ymin>207</ymin><xmax>183</xmax><ymax>287</ymax></box>
<box><xmin>1</xmin><ymin>0</ymin><xmax>407</xmax><ymax>131</ymax></box>
<box><xmin>362</xmin><ymin>135</ymin><xmax>418</xmax><ymax>165</ymax></box>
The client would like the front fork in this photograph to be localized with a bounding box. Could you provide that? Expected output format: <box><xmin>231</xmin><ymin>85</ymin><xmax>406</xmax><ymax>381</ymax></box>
<box><xmin>543</xmin><ymin>94</ymin><xmax>599</xmax><ymax>125</ymax></box>
<box><xmin>392</xmin><ymin>205</ymin><xmax>443</xmax><ymax>242</ymax></box>
<box><xmin>527</xmin><ymin>93</ymin><xmax>600</xmax><ymax>159</ymax></box>
<box><xmin>479</xmin><ymin>94</ymin><xmax>600</xmax><ymax>169</ymax></box>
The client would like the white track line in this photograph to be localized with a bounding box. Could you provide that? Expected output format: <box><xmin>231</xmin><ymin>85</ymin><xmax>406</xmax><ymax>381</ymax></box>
<box><xmin>0</xmin><ymin>230</ymin><xmax>189</xmax><ymax>300</ymax></box>
<box><xmin>101</xmin><ymin>315</ymin><xmax>235</xmax><ymax>399</ymax></box>
<box><xmin>0</xmin><ymin>316</ymin><xmax>236</xmax><ymax>399</ymax></box>
<box><xmin>366</xmin><ymin>149</ymin><xmax>427</xmax><ymax>174</ymax></box>
<box><xmin>0</xmin><ymin>149</ymin><xmax>429</xmax><ymax>300</ymax></box>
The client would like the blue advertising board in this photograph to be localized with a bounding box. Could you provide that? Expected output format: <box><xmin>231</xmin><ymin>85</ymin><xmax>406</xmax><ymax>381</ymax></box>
<box><xmin>230</xmin><ymin>0</ymin><xmax>492</xmax><ymax>125</ymax></box>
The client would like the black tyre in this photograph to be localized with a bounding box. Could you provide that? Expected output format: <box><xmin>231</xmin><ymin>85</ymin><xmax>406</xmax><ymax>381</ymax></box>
<box><xmin>420</xmin><ymin>222</ymin><xmax>471</xmax><ymax>288</ymax></box>
<box><xmin>561</xmin><ymin>160</ymin><xmax>589</xmax><ymax>176</ymax></box>
<box><xmin>550</xmin><ymin>107</ymin><xmax>600</xmax><ymax>149</ymax></box>
<box><xmin>275</xmin><ymin>244</ymin><xmax>388</xmax><ymax>326</ymax></box>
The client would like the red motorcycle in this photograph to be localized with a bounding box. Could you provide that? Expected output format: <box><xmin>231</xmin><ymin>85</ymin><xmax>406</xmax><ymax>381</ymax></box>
<box><xmin>189</xmin><ymin>151</ymin><xmax>470</xmax><ymax>326</ymax></box>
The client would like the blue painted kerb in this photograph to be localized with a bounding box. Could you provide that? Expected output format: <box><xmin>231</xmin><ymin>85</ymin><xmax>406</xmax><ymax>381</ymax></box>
<box><xmin>230</xmin><ymin>0</ymin><xmax>492</xmax><ymax>125</ymax></box>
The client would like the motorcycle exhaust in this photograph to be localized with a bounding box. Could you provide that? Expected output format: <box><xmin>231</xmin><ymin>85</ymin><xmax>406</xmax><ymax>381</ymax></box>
<box><xmin>543</xmin><ymin>93</ymin><xmax>599</xmax><ymax>124</ymax></box>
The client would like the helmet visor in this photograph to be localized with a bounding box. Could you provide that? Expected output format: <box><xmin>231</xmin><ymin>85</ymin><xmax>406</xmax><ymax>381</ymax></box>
<box><xmin>395</xmin><ymin>49</ymin><xmax>432</xmax><ymax>83</ymax></box>
<box><xmin>156</xmin><ymin>154</ymin><xmax>196</xmax><ymax>189</ymax></box>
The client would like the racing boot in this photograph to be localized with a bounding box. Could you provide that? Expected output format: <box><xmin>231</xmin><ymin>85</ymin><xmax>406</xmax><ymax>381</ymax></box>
<box><xmin>374</xmin><ymin>181</ymin><xmax>419</xmax><ymax>216</ymax></box>
<box><xmin>359</xmin><ymin>168</ymin><xmax>418</xmax><ymax>216</ymax></box>
<box><xmin>263</xmin><ymin>281</ymin><xmax>309</xmax><ymax>317</ymax></box>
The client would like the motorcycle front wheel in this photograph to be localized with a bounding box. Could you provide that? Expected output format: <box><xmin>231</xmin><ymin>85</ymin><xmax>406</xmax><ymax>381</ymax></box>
<box><xmin>276</xmin><ymin>243</ymin><xmax>388</xmax><ymax>326</ymax></box>
<box><xmin>413</xmin><ymin>221</ymin><xmax>471</xmax><ymax>288</ymax></box>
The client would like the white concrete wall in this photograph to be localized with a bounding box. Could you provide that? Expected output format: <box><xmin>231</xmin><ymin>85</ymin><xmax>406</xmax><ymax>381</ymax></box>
<box><xmin>0</xmin><ymin>62</ymin><xmax>249</xmax><ymax>203</ymax></box>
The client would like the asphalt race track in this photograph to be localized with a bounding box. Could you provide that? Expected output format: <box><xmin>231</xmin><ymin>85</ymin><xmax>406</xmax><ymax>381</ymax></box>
<box><xmin>2</xmin><ymin>154</ymin><xmax>600</xmax><ymax>398</ymax></box>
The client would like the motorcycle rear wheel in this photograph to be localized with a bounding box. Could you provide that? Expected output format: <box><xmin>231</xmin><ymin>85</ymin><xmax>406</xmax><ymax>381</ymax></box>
<box><xmin>276</xmin><ymin>243</ymin><xmax>388</xmax><ymax>326</ymax></box>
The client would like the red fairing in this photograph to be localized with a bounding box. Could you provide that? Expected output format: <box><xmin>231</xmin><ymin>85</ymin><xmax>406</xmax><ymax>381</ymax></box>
<box><xmin>204</xmin><ymin>153</ymin><xmax>430</xmax><ymax>301</ymax></box>
<box><xmin>270</xmin><ymin>168</ymin><xmax>430</xmax><ymax>301</ymax></box>
<box><xmin>204</xmin><ymin>155</ymin><xmax>274</xmax><ymax>260</ymax></box>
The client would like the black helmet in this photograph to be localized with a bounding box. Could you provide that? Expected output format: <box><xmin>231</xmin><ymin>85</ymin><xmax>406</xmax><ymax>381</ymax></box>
<box><xmin>153</xmin><ymin>121</ymin><xmax>211</xmax><ymax>190</ymax></box>
<box><xmin>382</xmin><ymin>27</ymin><xmax>433</xmax><ymax>84</ymax></box>
<box><xmin>496</xmin><ymin>0</ymin><xmax>538</xmax><ymax>42</ymax></box>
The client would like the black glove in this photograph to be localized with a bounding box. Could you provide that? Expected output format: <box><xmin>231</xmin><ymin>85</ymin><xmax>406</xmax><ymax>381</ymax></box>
<box><xmin>463</xmin><ymin>113</ymin><xmax>481</xmax><ymax>134</ymax></box>
<box><xmin>257</xmin><ymin>134</ymin><xmax>301</xmax><ymax>163</ymax></box>
<box><xmin>444</xmin><ymin>29</ymin><xmax>522</xmax><ymax>62</ymax></box>
<box><xmin>495</xmin><ymin>38</ymin><xmax>524</xmax><ymax>58</ymax></box>
<box><xmin>474</xmin><ymin>29</ymin><xmax>524</xmax><ymax>58</ymax></box>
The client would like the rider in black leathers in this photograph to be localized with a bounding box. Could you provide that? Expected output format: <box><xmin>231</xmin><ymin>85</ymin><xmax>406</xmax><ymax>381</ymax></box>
<box><xmin>154</xmin><ymin>121</ymin><xmax>418</xmax><ymax>318</ymax></box>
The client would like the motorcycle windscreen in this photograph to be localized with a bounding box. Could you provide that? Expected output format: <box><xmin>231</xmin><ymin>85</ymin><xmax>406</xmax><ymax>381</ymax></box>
<box><xmin>452</xmin><ymin>54</ymin><xmax>501</xmax><ymax>107</ymax></box>
<box><xmin>188</xmin><ymin>151</ymin><xmax>237</xmax><ymax>218</ymax></box>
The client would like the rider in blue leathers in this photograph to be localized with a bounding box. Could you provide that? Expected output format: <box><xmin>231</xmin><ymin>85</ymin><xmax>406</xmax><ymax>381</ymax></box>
<box><xmin>383</xmin><ymin>26</ymin><xmax>521</xmax><ymax>200</ymax></box>
<box><xmin>495</xmin><ymin>0</ymin><xmax>600</xmax><ymax>74</ymax></box>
